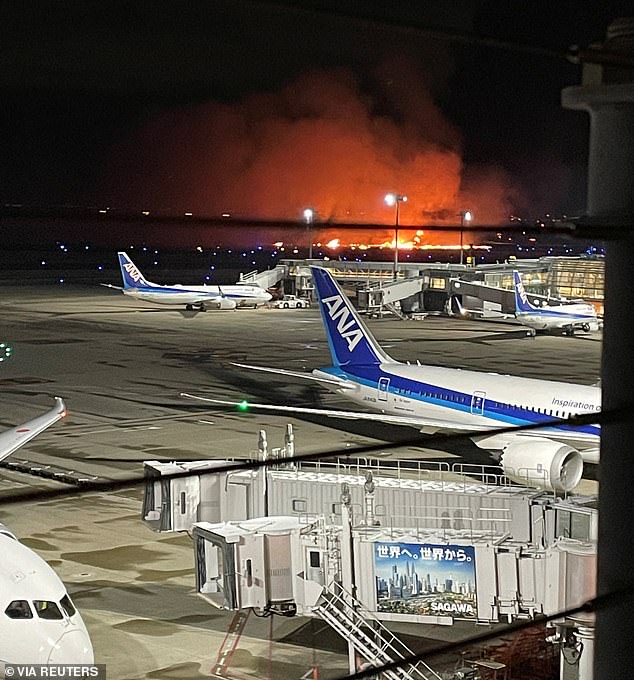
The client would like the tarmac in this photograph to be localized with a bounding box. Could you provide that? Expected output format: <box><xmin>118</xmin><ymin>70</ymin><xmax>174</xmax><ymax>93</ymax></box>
<box><xmin>0</xmin><ymin>284</ymin><xmax>602</xmax><ymax>679</ymax></box>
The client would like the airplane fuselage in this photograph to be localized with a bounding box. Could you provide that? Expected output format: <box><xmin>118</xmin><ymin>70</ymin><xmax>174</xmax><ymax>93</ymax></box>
<box><xmin>516</xmin><ymin>303</ymin><xmax>600</xmax><ymax>332</ymax></box>
<box><xmin>0</xmin><ymin>528</ymin><xmax>93</xmax><ymax>664</ymax></box>
<box><xmin>316</xmin><ymin>361</ymin><xmax>600</xmax><ymax>459</ymax></box>
<box><xmin>123</xmin><ymin>284</ymin><xmax>270</xmax><ymax>307</ymax></box>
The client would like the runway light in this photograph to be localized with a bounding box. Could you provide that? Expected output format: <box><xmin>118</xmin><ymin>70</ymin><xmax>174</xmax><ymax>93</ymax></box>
<box><xmin>238</xmin><ymin>400</ymin><xmax>250</xmax><ymax>412</ymax></box>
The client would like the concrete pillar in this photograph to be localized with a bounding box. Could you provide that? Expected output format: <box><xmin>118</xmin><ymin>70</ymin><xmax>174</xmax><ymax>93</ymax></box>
<box><xmin>562</xmin><ymin>17</ymin><xmax>634</xmax><ymax>679</ymax></box>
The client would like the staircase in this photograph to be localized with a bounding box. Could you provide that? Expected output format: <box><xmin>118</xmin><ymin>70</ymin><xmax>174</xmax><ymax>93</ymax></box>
<box><xmin>384</xmin><ymin>301</ymin><xmax>409</xmax><ymax>320</ymax></box>
<box><xmin>365</xmin><ymin>278</ymin><xmax>425</xmax><ymax>319</ymax></box>
<box><xmin>315</xmin><ymin>583</ymin><xmax>442</xmax><ymax>680</ymax></box>
<box><xmin>211</xmin><ymin>609</ymin><xmax>251</xmax><ymax>678</ymax></box>
<box><xmin>238</xmin><ymin>265</ymin><xmax>288</xmax><ymax>290</ymax></box>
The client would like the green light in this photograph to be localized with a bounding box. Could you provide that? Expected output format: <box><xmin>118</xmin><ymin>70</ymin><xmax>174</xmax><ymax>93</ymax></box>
<box><xmin>238</xmin><ymin>400</ymin><xmax>250</xmax><ymax>412</ymax></box>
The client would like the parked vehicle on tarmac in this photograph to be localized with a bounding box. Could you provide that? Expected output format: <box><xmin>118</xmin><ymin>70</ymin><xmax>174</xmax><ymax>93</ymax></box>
<box><xmin>273</xmin><ymin>295</ymin><xmax>310</xmax><ymax>309</ymax></box>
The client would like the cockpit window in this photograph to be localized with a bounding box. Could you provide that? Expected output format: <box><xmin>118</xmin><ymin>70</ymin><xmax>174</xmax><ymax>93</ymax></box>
<box><xmin>33</xmin><ymin>600</ymin><xmax>64</xmax><ymax>620</ymax></box>
<box><xmin>5</xmin><ymin>600</ymin><xmax>33</xmax><ymax>619</ymax></box>
<box><xmin>60</xmin><ymin>594</ymin><xmax>76</xmax><ymax>617</ymax></box>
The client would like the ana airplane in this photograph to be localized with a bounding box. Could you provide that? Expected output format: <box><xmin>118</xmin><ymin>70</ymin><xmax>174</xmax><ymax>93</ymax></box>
<box><xmin>183</xmin><ymin>267</ymin><xmax>601</xmax><ymax>493</ymax></box>
<box><xmin>102</xmin><ymin>252</ymin><xmax>272</xmax><ymax>311</ymax></box>
<box><xmin>0</xmin><ymin>399</ymin><xmax>94</xmax><ymax>663</ymax></box>
<box><xmin>512</xmin><ymin>270</ymin><xmax>600</xmax><ymax>336</ymax></box>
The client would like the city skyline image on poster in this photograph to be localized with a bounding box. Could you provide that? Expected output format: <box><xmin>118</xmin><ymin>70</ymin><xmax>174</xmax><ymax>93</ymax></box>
<box><xmin>374</xmin><ymin>542</ymin><xmax>477</xmax><ymax>619</ymax></box>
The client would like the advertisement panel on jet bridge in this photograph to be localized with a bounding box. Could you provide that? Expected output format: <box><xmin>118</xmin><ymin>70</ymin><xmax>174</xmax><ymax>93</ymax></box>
<box><xmin>374</xmin><ymin>541</ymin><xmax>477</xmax><ymax>620</ymax></box>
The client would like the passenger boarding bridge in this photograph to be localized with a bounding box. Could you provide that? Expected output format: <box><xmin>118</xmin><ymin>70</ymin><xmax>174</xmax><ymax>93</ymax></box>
<box><xmin>142</xmin><ymin>425</ymin><xmax>597</xmax><ymax>680</ymax></box>
<box><xmin>274</xmin><ymin>256</ymin><xmax>604</xmax><ymax>317</ymax></box>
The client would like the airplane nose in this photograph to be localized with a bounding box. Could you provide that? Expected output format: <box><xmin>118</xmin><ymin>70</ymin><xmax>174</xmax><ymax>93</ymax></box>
<box><xmin>48</xmin><ymin>629</ymin><xmax>94</xmax><ymax>664</ymax></box>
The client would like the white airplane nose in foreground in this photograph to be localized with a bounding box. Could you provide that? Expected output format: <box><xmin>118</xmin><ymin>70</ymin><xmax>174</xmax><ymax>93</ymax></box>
<box><xmin>49</xmin><ymin>628</ymin><xmax>94</xmax><ymax>663</ymax></box>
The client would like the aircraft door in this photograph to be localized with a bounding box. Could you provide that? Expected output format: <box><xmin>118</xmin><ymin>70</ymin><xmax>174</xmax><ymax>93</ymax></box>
<box><xmin>171</xmin><ymin>475</ymin><xmax>200</xmax><ymax>532</ymax></box>
<box><xmin>237</xmin><ymin>534</ymin><xmax>266</xmax><ymax>609</ymax></box>
<box><xmin>471</xmin><ymin>391</ymin><xmax>486</xmax><ymax>415</ymax></box>
<box><xmin>378</xmin><ymin>377</ymin><xmax>390</xmax><ymax>402</ymax></box>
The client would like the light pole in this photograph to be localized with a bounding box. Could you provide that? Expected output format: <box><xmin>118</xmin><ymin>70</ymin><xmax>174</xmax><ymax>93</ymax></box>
<box><xmin>459</xmin><ymin>210</ymin><xmax>473</xmax><ymax>266</ymax></box>
<box><xmin>303</xmin><ymin>208</ymin><xmax>314</xmax><ymax>260</ymax></box>
<box><xmin>385</xmin><ymin>193</ymin><xmax>407</xmax><ymax>279</ymax></box>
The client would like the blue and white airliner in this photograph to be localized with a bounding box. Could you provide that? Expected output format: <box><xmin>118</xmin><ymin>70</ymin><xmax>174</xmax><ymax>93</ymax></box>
<box><xmin>182</xmin><ymin>267</ymin><xmax>601</xmax><ymax>492</ymax></box>
<box><xmin>512</xmin><ymin>270</ymin><xmax>600</xmax><ymax>335</ymax></box>
<box><xmin>102</xmin><ymin>252</ymin><xmax>272</xmax><ymax>311</ymax></box>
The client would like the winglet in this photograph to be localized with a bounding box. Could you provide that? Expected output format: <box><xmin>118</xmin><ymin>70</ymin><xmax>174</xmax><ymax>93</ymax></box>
<box><xmin>0</xmin><ymin>397</ymin><xmax>67</xmax><ymax>463</ymax></box>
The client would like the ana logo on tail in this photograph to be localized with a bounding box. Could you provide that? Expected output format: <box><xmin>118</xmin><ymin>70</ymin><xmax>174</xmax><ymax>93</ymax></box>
<box><xmin>515</xmin><ymin>273</ymin><xmax>530</xmax><ymax>307</ymax></box>
<box><xmin>321</xmin><ymin>294</ymin><xmax>364</xmax><ymax>352</ymax></box>
<box><xmin>123</xmin><ymin>262</ymin><xmax>143</xmax><ymax>283</ymax></box>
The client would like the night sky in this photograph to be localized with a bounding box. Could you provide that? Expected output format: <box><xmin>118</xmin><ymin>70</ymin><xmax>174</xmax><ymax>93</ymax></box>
<box><xmin>1</xmin><ymin>1</ymin><xmax>631</xmax><ymax>226</ymax></box>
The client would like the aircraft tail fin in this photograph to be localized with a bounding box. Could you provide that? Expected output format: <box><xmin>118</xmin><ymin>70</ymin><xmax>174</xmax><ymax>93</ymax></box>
<box><xmin>513</xmin><ymin>270</ymin><xmax>535</xmax><ymax>313</ymax></box>
<box><xmin>311</xmin><ymin>266</ymin><xmax>394</xmax><ymax>367</ymax></box>
<box><xmin>117</xmin><ymin>252</ymin><xmax>154</xmax><ymax>289</ymax></box>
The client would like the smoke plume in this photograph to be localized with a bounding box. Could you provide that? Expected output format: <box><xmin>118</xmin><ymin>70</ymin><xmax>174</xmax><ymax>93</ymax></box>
<box><xmin>107</xmin><ymin>61</ymin><xmax>521</xmax><ymax>244</ymax></box>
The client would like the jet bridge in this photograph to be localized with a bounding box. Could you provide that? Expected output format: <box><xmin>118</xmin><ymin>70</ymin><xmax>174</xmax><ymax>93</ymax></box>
<box><xmin>193</xmin><ymin>507</ymin><xmax>595</xmax><ymax>678</ymax></box>
<box><xmin>447</xmin><ymin>279</ymin><xmax>515</xmax><ymax>317</ymax></box>
<box><xmin>362</xmin><ymin>276</ymin><xmax>426</xmax><ymax>318</ymax></box>
<box><xmin>143</xmin><ymin>425</ymin><xmax>598</xmax><ymax>679</ymax></box>
<box><xmin>237</xmin><ymin>264</ymin><xmax>288</xmax><ymax>290</ymax></box>
<box><xmin>193</xmin><ymin>516</ymin><xmax>443</xmax><ymax>679</ymax></box>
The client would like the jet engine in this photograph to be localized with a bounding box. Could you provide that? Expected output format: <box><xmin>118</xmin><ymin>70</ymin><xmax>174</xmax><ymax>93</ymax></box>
<box><xmin>499</xmin><ymin>438</ymin><xmax>584</xmax><ymax>493</ymax></box>
<box><xmin>212</xmin><ymin>298</ymin><xmax>237</xmax><ymax>310</ymax></box>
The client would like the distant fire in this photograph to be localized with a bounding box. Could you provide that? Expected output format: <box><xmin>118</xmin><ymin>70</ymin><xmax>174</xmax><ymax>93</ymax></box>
<box><xmin>107</xmin><ymin>59</ymin><xmax>522</xmax><ymax>246</ymax></box>
<box><xmin>283</xmin><ymin>233</ymin><xmax>492</xmax><ymax>253</ymax></box>
<box><xmin>311</xmin><ymin>227</ymin><xmax>489</xmax><ymax>251</ymax></box>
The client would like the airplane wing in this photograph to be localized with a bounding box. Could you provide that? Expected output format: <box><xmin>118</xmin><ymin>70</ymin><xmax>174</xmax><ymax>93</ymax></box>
<box><xmin>100</xmin><ymin>283</ymin><xmax>124</xmax><ymax>291</ymax></box>
<box><xmin>0</xmin><ymin>397</ymin><xmax>67</xmax><ymax>463</ymax></box>
<box><xmin>231</xmin><ymin>362</ymin><xmax>358</xmax><ymax>389</ymax></box>
<box><xmin>180</xmin><ymin>393</ymin><xmax>488</xmax><ymax>433</ymax></box>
